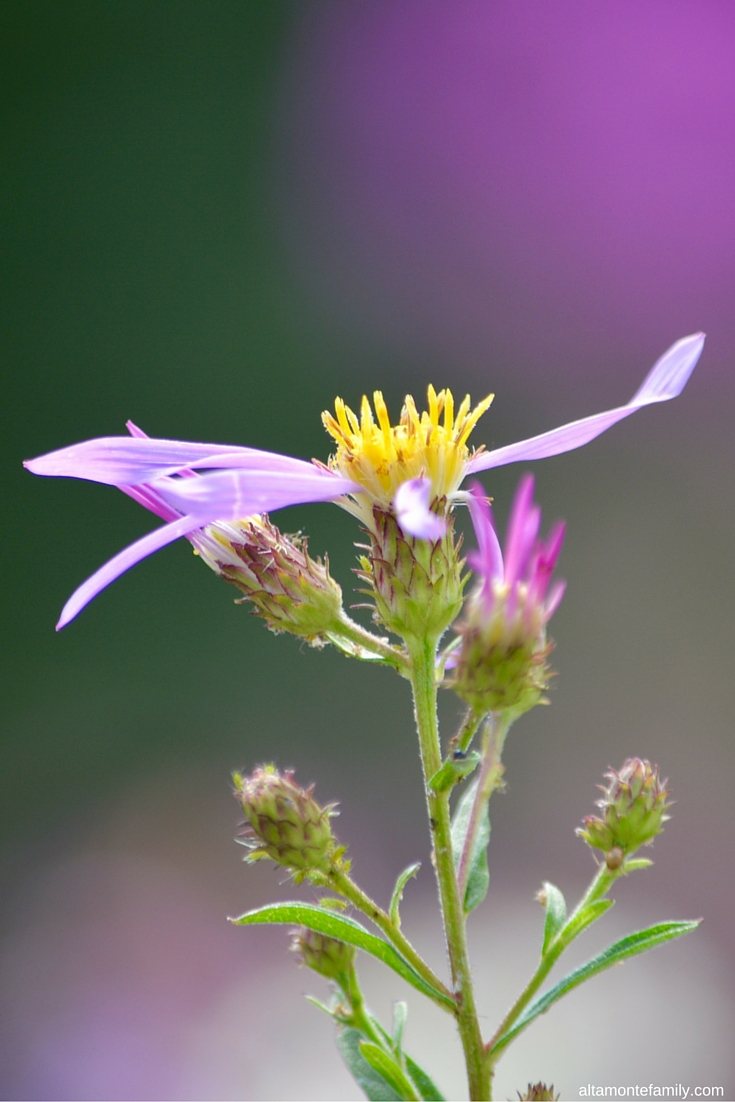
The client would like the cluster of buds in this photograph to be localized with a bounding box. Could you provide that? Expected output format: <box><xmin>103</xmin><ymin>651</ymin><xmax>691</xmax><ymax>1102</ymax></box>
<box><xmin>448</xmin><ymin>476</ymin><xmax>565</xmax><ymax>714</ymax></box>
<box><xmin>290</xmin><ymin>926</ymin><xmax>355</xmax><ymax>985</ymax></box>
<box><xmin>191</xmin><ymin>516</ymin><xmax>343</xmax><ymax>645</ymax></box>
<box><xmin>233</xmin><ymin>765</ymin><xmax>342</xmax><ymax>881</ymax></box>
<box><xmin>356</xmin><ymin>499</ymin><xmax>465</xmax><ymax>640</ymax></box>
<box><xmin>577</xmin><ymin>758</ymin><xmax>671</xmax><ymax>863</ymax></box>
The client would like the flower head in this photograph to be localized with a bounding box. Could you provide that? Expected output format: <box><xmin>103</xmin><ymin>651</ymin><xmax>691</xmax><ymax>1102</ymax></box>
<box><xmin>322</xmin><ymin>386</ymin><xmax>494</xmax><ymax>526</ymax></box>
<box><xmin>290</xmin><ymin>926</ymin><xmax>355</xmax><ymax>983</ymax></box>
<box><xmin>233</xmin><ymin>765</ymin><xmax>341</xmax><ymax>881</ymax></box>
<box><xmin>23</xmin><ymin>334</ymin><xmax>704</xmax><ymax>626</ymax></box>
<box><xmin>577</xmin><ymin>758</ymin><xmax>671</xmax><ymax>860</ymax></box>
<box><xmin>448</xmin><ymin>476</ymin><xmax>565</xmax><ymax>714</ymax></box>
<box><xmin>191</xmin><ymin>516</ymin><xmax>343</xmax><ymax>644</ymax></box>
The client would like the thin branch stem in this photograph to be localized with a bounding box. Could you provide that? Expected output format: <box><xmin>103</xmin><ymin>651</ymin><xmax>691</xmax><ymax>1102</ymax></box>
<box><xmin>330</xmin><ymin>611</ymin><xmax>408</xmax><ymax>670</ymax></box>
<box><xmin>330</xmin><ymin>866</ymin><xmax>455</xmax><ymax>1011</ymax></box>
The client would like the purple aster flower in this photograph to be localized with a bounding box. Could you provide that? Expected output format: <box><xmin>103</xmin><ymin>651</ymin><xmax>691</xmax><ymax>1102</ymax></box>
<box><xmin>24</xmin><ymin>333</ymin><xmax>703</xmax><ymax>628</ymax></box>
<box><xmin>448</xmin><ymin>476</ymin><xmax>565</xmax><ymax>714</ymax></box>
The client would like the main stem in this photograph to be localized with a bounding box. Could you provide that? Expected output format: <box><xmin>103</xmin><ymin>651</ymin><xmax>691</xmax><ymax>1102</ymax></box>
<box><xmin>409</xmin><ymin>637</ymin><xmax>490</xmax><ymax>1101</ymax></box>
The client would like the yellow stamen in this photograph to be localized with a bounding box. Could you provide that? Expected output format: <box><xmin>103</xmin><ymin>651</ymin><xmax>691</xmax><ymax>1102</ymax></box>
<box><xmin>321</xmin><ymin>386</ymin><xmax>494</xmax><ymax>512</ymax></box>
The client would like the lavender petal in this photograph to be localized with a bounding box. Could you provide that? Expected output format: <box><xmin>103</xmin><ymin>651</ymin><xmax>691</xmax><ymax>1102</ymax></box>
<box><xmin>466</xmin><ymin>333</ymin><xmax>705</xmax><ymax>474</ymax></box>
<box><xmin>56</xmin><ymin>513</ymin><xmax>208</xmax><ymax>629</ymax></box>
<box><xmin>393</xmin><ymin>478</ymin><xmax>446</xmax><ymax>540</ymax></box>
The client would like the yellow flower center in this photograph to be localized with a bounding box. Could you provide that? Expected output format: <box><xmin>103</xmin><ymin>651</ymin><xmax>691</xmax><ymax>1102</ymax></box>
<box><xmin>322</xmin><ymin>386</ymin><xmax>494</xmax><ymax>507</ymax></box>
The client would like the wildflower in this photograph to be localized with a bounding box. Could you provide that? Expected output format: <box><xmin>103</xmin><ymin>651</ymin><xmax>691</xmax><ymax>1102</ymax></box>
<box><xmin>577</xmin><ymin>758</ymin><xmax>671</xmax><ymax>860</ymax></box>
<box><xmin>24</xmin><ymin>334</ymin><xmax>704</xmax><ymax>626</ymax></box>
<box><xmin>233</xmin><ymin>765</ymin><xmax>341</xmax><ymax>881</ymax></box>
<box><xmin>448</xmin><ymin>476</ymin><xmax>565</xmax><ymax>714</ymax></box>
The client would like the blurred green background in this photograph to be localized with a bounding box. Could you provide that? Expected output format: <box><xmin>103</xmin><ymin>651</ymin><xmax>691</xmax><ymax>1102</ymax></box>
<box><xmin>2</xmin><ymin>3</ymin><xmax>734</xmax><ymax>1099</ymax></box>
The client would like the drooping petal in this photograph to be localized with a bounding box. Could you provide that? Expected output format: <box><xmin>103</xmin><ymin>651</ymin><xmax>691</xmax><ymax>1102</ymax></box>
<box><xmin>24</xmin><ymin>436</ymin><xmax>326</xmax><ymax>486</ymax></box>
<box><xmin>466</xmin><ymin>333</ymin><xmax>705</xmax><ymax>475</ymax></box>
<box><xmin>466</xmin><ymin>483</ymin><xmax>503</xmax><ymax>584</ymax></box>
<box><xmin>56</xmin><ymin>513</ymin><xmax>209</xmax><ymax>629</ymax></box>
<box><xmin>151</xmin><ymin>468</ymin><xmax>361</xmax><ymax>520</ymax></box>
<box><xmin>393</xmin><ymin>477</ymin><xmax>446</xmax><ymax>540</ymax></box>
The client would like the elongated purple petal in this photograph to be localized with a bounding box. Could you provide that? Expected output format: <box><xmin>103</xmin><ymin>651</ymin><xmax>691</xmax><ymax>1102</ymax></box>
<box><xmin>503</xmin><ymin>474</ymin><xmax>539</xmax><ymax>587</ymax></box>
<box><xmin>56</xmin><ymin>513</ymin><xmax>208</xmax><ymax>629</ymax></box>
<box><xmin>466</xmin><ymin>483</ymin><xmax>503</xmax><ymax>583</ymax></box>
<box><xmin>393</xmin><ymin>477</ymin><xmax>446</xmax><ymax>540</ymax></box>
<box><xmin>118</xmin><ymin>483</ymin><xmax>182</xmax><ymax>523</ymax></box>
<box><xmin>24</xmin><ymin>436</ymin><xmax>324</xmax><ymax>486</ymax></box>
<box><xmin>151</xmin><ymin>468</ymin><xmax>361</xmax><ymax>519</ymax></box>
<box><xmin>466</xmin><ymin>333</ymin><xmax>705</xmax><ymax>474</ymax></box>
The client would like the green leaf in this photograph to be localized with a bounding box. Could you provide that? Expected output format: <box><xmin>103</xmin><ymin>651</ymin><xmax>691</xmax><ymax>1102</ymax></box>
<box><xmin>403</xmin><ymin>1055</ymin><xmax>445</xmax><ymax>1101</ymax></box>
<box><xmin>491</xmin><ymin>919</ymin><xmax>700</xmax><ymax>1056</ymax></box>
<box><xmin>450</xmin><ymin>780</ymin><xmax>490</xmax><ymax>913</ymax></box>
<box><xmin>336</xmin><ymin>1027</ymin><xmax>402</xmax><ymax>1101</ymax></box>
<box><xmin>563</xmin><ymin>898</ymin><xmax>614</xmax><ymax>941</ymax></box>
<box><xmin>429</xmin><ymin>751</ymin><xmax>481</xmax><ymax>793</ymax></box>
<box><xmin>367</xmin><ymin>1014</ymin><xmax>446</xmax><ymax>1102</ymax></box>
<box><xmin>392</xmin><ymin>1000</ymin><xmax>408</xmax><ymax>1053</ymax></box>
<box><xmin>390</xmin><ymin>863</ymin><xmax>421</xmax><ymax>929</ymax></box>
<box><xmin>231</xmin><ymin>902</ymin><xmax>454</xmax><ymax>1008</ymax></box>
<box><xmin>540</xmin><ymin>882</ymin><xmax>567</xmax><ymax>955</ymax></box>
<box><xmin>359</xmin><ymin>1041</ymin><xmax>420</xmax><ymax>1100</ymax></box>
<box><xmin>623</xmin><ymin>857</ymin><xmax>653</xmax><ymax>873</ymax></box>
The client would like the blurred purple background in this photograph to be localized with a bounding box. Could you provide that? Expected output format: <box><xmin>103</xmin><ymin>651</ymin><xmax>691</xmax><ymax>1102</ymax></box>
<box><xmin>3</xmin><ymin>2</ymin><xmax>734</xmax><ymax>1098</ymax></box>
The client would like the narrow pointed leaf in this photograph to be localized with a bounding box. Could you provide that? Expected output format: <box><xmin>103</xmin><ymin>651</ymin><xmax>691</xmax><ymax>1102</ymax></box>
<box><xmin>231</xmin><ymin>902</ymin><xmax>454</xmax><ymax>1007</ymax></box>
<box><xmin>336</xmin><ymin>1028</ymin><xmax>402</xmax><ymax>1101</ymax></box>
<box><xmin>564</xmin><ymin>898</ymin><xmax>614</xmax><ymax>941</ymax></box>
<box><xmin>359</xmin><ymin>1041</ymin><xmax>419</xmax><ymax>1100</ymax></box>
<box><xmin>540</xmin><ymin>882</ymin><xmax>567</xmax><ymax>955</ymax></box>
<box><xmin>491</xmin><ymin>920</ymin><xmax>700</xmax><ymax>1055</ymax></box>
<box><xmin>367</xmin><ymin>1014</ymin><xmax>446</xmax><ymax>1102</ymax></box>
<box><xmin>390</xmin><ymin>863</ymin><xmax>421</xmax><ymax>928</ymax></box>
<box><xmin>451</xmin><ymin>780</ymin><xmax>491</xmax><ymax>913</ymax></box>
<box><xmin>403</xmin><ymin>1055</ymin><xmax>446</xmax><ymax>1102</ymax></box>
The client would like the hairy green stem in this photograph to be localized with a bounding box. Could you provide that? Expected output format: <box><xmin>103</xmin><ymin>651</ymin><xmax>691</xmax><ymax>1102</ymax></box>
<box><xmin>330</xmin><ymin>867</ymin><xmax>454</xmax><ymax>1011</ymax></box>
<box><xmin>409</xmin><ymin>636</ymin><xmax>491</xmax><ymax>1101</ymax></box>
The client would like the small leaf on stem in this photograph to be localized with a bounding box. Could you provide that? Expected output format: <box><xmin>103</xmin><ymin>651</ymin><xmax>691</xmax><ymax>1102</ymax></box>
<box><xmin>538</xmin><ymin>882</ymin><xmax>567</xmax><ymax>955</ymax></box>
<box><xmin>389</xmin><ymin>863</ymin><xmax>421</xmax><ymax>929</ymax></box>
<box><xmin>451</xmin><ymin>779</ymin><xmax>491</xmax><ymax>913</ymax></box>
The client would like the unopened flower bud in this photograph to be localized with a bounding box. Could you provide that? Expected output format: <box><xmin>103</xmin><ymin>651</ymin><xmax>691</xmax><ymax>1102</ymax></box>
<box><xmin>191</xmin><ymin>517</ymin><xmax>343</xmax><ymax>644</ymax></box>
<box><xmin>290</xmin><ymin>926</ymin><xmax>355</xmax><ymax>982</ymax></box>
<box><xmin>357</xmin><ymin>504</ymin><xmax>464</xmax><ymax>640</ymax></box>
<box><xmin>517</xmin><ymin>1083</ymin><xmax>560</xmax><ymax>1101</ymax></box>
<box><xmin>577</xmin><ymin>758</ymin><xmax>671</xmax><ymax>858</ymax></box>
<box><xmin>234</xmin><ymin>765</ymin><xmax>340</xmax><ymax>879</ymax></box>
<box><xmin>448</xmin><ymin>478</ymin><xmax>565</xmax><ymax>715</ymax></box>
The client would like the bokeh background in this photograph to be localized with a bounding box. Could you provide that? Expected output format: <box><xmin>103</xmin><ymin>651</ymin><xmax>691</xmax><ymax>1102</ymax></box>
<box><xmin>2</xmin><ymin>2</ymin><xmax>734</xmax><ymax>1099</ymax></box>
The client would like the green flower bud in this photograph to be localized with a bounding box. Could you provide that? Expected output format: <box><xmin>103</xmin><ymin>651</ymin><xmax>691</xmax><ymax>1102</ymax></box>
<box><xmin>577</xmin><ymin>758</ymin><xmax>671</xmax><ymax>859</ymax></box>
<box><xmin>517</xmin><ymin>1084</ymin><xmax>560</xmax><ymax>1101</ymax></box>
<box><xmin>192</xmin><ymin>517</ymin><xmax>343</xmax><ymax>645</ymax></box>
<box><xmin>290</xmin><ymin>926</ymin><xmax>355</xmax><ymax>983</ymax></box>
<box><xmin>234</xmin><ymin>765</ymin><xmax>340</xmax><ymax>880</ymax></box>
<box><xmin>357</xmin><ymin>505</ymin><xmax>465</xmax><ymax>640</ymax></box>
